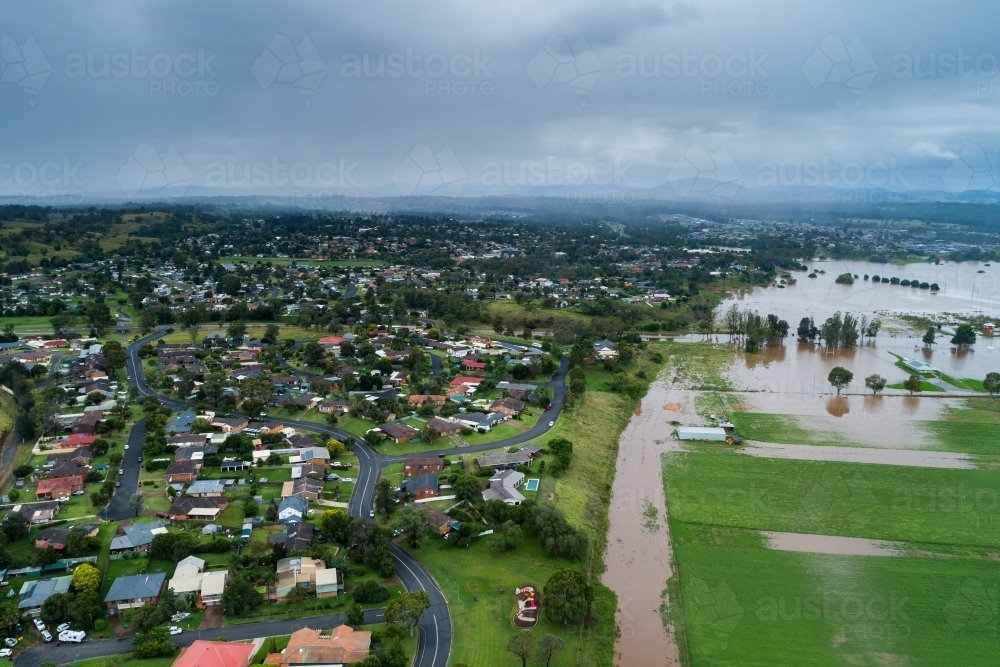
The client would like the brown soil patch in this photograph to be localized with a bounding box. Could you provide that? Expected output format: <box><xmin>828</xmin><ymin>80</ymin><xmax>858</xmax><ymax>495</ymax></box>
<box><xmin>199</xmin><ymin>606</ymin><xmax>224</xmax><ymax>630</ymax></box>
<box><xmin>663</xmin><ymin>403</ymin><xmax>682</xmax><ymax>411</ymax></box>
<box><xmin>634</xmin><ymin>402</ymin><xmax>642</xmax><ymax>416</ymax></box>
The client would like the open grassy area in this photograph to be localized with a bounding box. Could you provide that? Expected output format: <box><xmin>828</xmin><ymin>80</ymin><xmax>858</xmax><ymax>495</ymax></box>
<box><xmin>923</xmin><ymin>397</ymin><xmax>1000</xmax><ymax>455</ymax></box>
<box><xmin>68</xmin><ymin>655</ymin><xmax>180</xmax><ymax>667</ymax></box>
<box><xmin>664</xmin><ymin>451</ymin><xmax>1000</xmax><ymax>549</ymax></box>
<box><xmin>160</xmin><ymin>324</ymin><xmax>324</xmax><ymax>344</ymax></box>
<box><xmin>672</xmin><ymin>536</ymin><xmax>1000</xmax><ymax>667</ymax></box>
<box><xmin>407</xmin><ymin>537</ymin><xmax>614</xmax><ymax>667</ymax></box>
<box><xmin>728</xmin><ymin>412</ymin><xmax>851</xmax><ymax>447</ymax></box>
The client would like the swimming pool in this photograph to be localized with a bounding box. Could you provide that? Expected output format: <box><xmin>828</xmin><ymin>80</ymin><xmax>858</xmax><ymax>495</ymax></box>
<box><xmin>525</xmin><ymin>478</ymin><xmax>539</xmax><ymax>491</ymax></box>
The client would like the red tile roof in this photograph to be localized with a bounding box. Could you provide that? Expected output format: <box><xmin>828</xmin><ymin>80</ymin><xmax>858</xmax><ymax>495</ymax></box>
<box><xmin>172</xmin><ymin>640</ymin><xmax>255</xmax><ymax>667</ymax></box>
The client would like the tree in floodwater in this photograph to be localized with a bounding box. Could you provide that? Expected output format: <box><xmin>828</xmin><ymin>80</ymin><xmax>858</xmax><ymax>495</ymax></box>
<box><xmin>922</xmin><ymin>328</ymin><xmax>936</xmax><ymax>346</ymax></box>
<box><xmin>828</xmin><ymin>366</ymin><xmax>854</xmax><ymax>395</ymax></box>
<box><xmin>903</xmin><ymin>374</ymin><xmax>923</xmax><ymax>395</ymax></box>
<box><xmin>865</xmin><ymin>374</ymin><xmax>887</xmax><ymax>395</ymax></box>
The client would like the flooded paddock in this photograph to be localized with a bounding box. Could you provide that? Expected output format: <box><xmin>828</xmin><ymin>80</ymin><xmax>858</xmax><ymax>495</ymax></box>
<box><xmin>763</xmin><ymin>532</ymin><xmax>901</xmax><ymax>557</ymax></box>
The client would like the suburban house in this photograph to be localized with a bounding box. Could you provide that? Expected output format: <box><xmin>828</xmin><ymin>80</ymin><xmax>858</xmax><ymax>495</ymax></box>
<box><xmin>104</xmin><ymin>572</ymin><xmax>166</xmax><ymax>614</ymax></box>
<box><xmin>51</xmin><ymin>446</ymin><xmax>93</xmax><ymax>465</ymax></box>
<box><xmin>317</xmin><ymin>400</ymin><xmax>350</xmax><ymax>415</ymax></box>
<box><xmin>212</xmin><ymin>416</ymin><xmax>249</xmax><ymax>433</ymax></box>
<box><xmin>291</xmin><ymin>477</ymin><xmax>324</xmax><ymax>501</ymax></box>
<box><xmin>12</xmin><ymin>502</ymin><xmax>59</xmax><ymax>525</ymax></box>
<box><xmin>246</xmin><ymin>421</ymin><xmax>284</xmax><ymax>435</ymax></box>
<box><xmin>593</xmin><ymin>339</ymin><xmax>617</xmax><ymax>359</ymax></box>
<box><xmin>18</xmin><ymin>575</ymin><xmax>72</xmax><ymax>612</ymax></box>
<box><xmin>270</xmin><ymin>522</ymin><xmax>315</xmax><ymax>552</ymax></box>
<box><xmin>186</xmin><ymin>480</ymin><xmax>226</xmax><ymax>497</ymax></box>
<box><xmin>168</xmin><ymin>497</ymin><xmax>228</xmax><ymax>522</ymax></box>
<box><xmin>488</xmin><ymin>397</ymin><xmax>525</xmax><ymax>416</ymax></box>
<box><xmin>167</xmin><ymin>556</ymin><xmax>228</xmax><ymax>608</ymax></box>
<box><xmin>448</xmin><ymin>375</ymin><xmax>482</xmax><ymax>396</ymax></box>
<box><xmin>483</xmin><ymin>469</ymin><xmax>526</xmax><ymax>505</ymax></box>
<box><xmin>455</xmin><ymin>411</ymin><xmax>509</xmax><ymax>432</ymax></box>
<box><xmin>298</xmin><ymin>446</ymin><xmax>330</xmax><ymax>466</ymax></box>
<box><xmin>72</xmin><ymin>411</ymin><xmax>103</xmax><ymax>435</ymax></box>
<box><xmin>315</xmin><ymin>567</ymin><xmax>343</xmax><ymax>599</ymax></box>
<box><xmin>378</xmin><ymin>422</ymin><xmax>421</xmax><ymax>444</ymax></box>
<box><xmin>287</xmin><ymin>434</ymin><xmax>318</xmax><ymax>450</ymax></box>
<box><xmin>272</xmin><ymin>557</ymin><xmax>335</xmax><ymax>600</ymax></box>
<box><xmin>34</xmin><ymin>527</ymin><xmax>72</xmax><ymax>551</ymax></box>
<box><xmin>403</xmin><ymin>457</ymin><xmax>445</xmax><ymax>476</ymax></box>
<box><xmin>110</xmin><ymin>521</ymin><xmax>168</xmax><ymax>555</ymax></box>
<box><xmin>171</xmin><ymin>640</ymin><xmax>255</xmax><ymax>667</ymax></box>
<box><xmin>48</xmin><ymin>460</ymin><xmax>84</xmax><ymax>478</ymax></box>
<box><xmin>475</xmin><ymin>451</ymin><xmax>532</xmax><ymax>470</ymax></box>
<box><xmin>36</xmin><ymin>475</ymin><xmax>84</xmax><ymax>499</ymax></box>
<box><xmin>165</xmin><ymin>460</ymin><xmax>201</xmax><ymax>483</ymax></box>
<box><xmin>175</xmin><ymin>446</ymin><xmax>217</xmax><ymax>462</ymax></box>
<box><xmin>165</xmin><ymin>411</ymin><xmax>198</xmax><ymax>434</ymax></box>
<box><xmin>461</xmin><ymin>358</ymin><xmax>487</xmax><ymax>371</ymax></box>
<box><xmin>425</xmin><ymin>509</ymin><xmax>461</xmax><ymax>536</ymax></box>
<box><xmin>402</xmin><ymin>473</ymin><xmax>439</xmax><ymax>500</ymax></box>
<box><xmin>278</xmin><ymin>495</ymin><xmax>309</xmax><ymax>525</ymax></box>
<box><xmin>265</xmin><ymin>626</ymin><xmax>371</xmax><ymax>666</ymax></box>
<box><xmin>169</xmin><ymin>433</ymin><xmax>209</xmax><ymax>447</ymax></box>
<box><xmin>425</xmin><ymin>417</ymin><xmax>464</xmax><ymax>437</ymax></box>
<box><xmin>407</xmin><ymin>394</ymin><xmax>446</xmax><ymax>408</ymax></box>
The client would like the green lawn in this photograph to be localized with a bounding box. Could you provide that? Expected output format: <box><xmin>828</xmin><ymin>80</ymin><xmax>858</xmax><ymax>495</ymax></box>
<box><xmin>664</xmin><ymin>451</ymin><xmax>1000</xmax><ymax>549</ymax></box>
<box><xmin>728</xmin><ymin>412</ymin><xmax>851</xmax><ymax>447</ymax></box>
<box><xmin>923</xmin><ymin>398</ymin><xmax>1000</xmax><ymax>455</ymax></box>
<box><xmin>672</xmin><ymin>537</ymin><xmax>1000</xmax><ymax>667</ymax></box>
<box><xmin>408</xmin><ymin>537</ymin><xmax>615</xmax><ymax>667</ymax></box>
<box><xmin>69</xmin><ymin>655</ymin><xmax>180</xmax><ymax>667</ymax></box>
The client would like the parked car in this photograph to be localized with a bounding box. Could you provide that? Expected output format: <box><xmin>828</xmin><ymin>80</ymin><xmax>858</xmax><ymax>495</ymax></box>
<box><xmin>115</xmin><ymin>481</ymin><xmax>121</xmax><ymax>487</ymax></box>
<box><xmin>138</xmin><ymin>456</ymin><xmax>143</xmax><ymax>462</ymax></box>
<box><xmin>56</xmin><ymin>623</ymin><xmax>71</xmax><ymax>632</ymax></box>
<box><xmin>59</xmin><ymin>630</ymin><xmax>85</xmax><ymax>643</ymax></box>
<box><xmin>0</xmin><ymin>648</ymin><xmax>11</xmax><ymax>657</ymax></box>
<box><xmin>168</xmin><ymin>626</ymin><xmax>182</xmax><ymax>635</ymax></box>
<box><xmin>124</xmin><ymin>444</ymin><xmax>129</xmax><ymax>450</ymax></box>
<box><xmin>118</xmin><ymin>468</ymin><xmax>124</xmax><ymax>475</ymax></box>
<box><xmin>3</xmin><ymin>638</ymin><xmax>17</xmax><ymax>647</ymax></box>
<box><xmin>156</xmin><ymin>512</ymin><xmax>169</xmax><ymax>519</ymax></box>
<box><xmin>32</xmin><ymin>618</ymin><xmax>45</xmax><ymax>632</ymax></box>
<box><xmin>548</xmin><ymin>421</ymin><xmax>555</xmax><ymax>427</ymax></box>
<box><xmin>72</xmin><ymin>490</ymin><xmax>85</xmax><ymax>496</ymax></box>
<box><xmin>369</xmin><ymin>509</ymin><xmax>375</xmax><ymax>518</ymax></box>
<box><xmin>40</xmin><ymin>630</ymin><xmax>52</xmax><ymax>643</ymax></box>
<box><xmin>170</xmin><ymin>612</ymin><xmax>190</xmax><ymax>622</ymax></box>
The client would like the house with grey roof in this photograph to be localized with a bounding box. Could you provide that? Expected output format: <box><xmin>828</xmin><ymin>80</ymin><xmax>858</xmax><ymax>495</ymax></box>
<box><xmin>277</xmin><ymin>495</ymin><xmax>309</xmax><ymax>525</ymax></box>
<box><xmin>474</xmin><ymin>451</ymin><xmax>532</xmax><ymax>470</ymax></box>
<box><xmin>186</xmin><ymin>479</ymin><xmax>226</xmax><ymax>497</ymax></box>
<box><xmin>104</xmin><ymin>572</ymin><xmax>166</xmax><ymax>614</ymax></box>
<box><xmin>165</xmin><ymin>410</ymin><xmax>197</xmax><ymax>434</ymax></box>
<box><xmin>482</xmin><ymin>469</ymin><xmax>526</xmax><ymax>506</ymax></box>
<box><xmin>109</xmin><ymin>520</ymin><xmax>168</xmax><ymax>554</ymax></box>
<box><xmin>18</xmin><ymin>575</ymin><xmax>72</xmax><ymax>610</ymax></box>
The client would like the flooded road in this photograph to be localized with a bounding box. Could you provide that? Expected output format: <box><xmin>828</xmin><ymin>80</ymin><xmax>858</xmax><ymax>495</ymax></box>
<box><xmin>602</xmin><ymin>379</ymin><xmax>691</xmax><ymax>667</ymax></box>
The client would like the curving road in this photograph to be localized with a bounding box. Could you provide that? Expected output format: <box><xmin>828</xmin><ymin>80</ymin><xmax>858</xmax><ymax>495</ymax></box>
<box><xmin>88</xmin><ymin>328</ymin><xmax>569</xmax><ymax>667</ymax></box>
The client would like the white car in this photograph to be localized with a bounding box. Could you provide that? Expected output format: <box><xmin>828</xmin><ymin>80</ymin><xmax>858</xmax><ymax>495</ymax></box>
<box><xmin>32</xmin><ymin>618</ymin><xmax>45</xmax><ymax>632</ymax></box>
<box><xmin>548</xmin><ymin>421</ymin><xmax>555</xmax><ymax>427</ymax></box>
<box><xmin>124</xmin><ymin>444</ymin><xmax>130</xmax><ymax>450</ymax></box>
<box><xmin>3</xmin><ymin>638</ymin><xmax>16</xmax><ymax>647</ymax></box>
<box><xmin>56</xmin><ymin>622</ymin><xmax>71</xmax><ymax>632</ymax></box>
<box><xmin>0</xmin><ymin>648</ymin><xmax>11</xmax><ymax>657</ymax></box>
<box><xmin>118</xmin><ymin>468</ymin><xmax>124</xmax><ymax>475</ymax></box>
<box><xmin>40</xmin><ymin>629</ymin><xmax>52</xmax><ymax>643</ymax></box>
<box><xmin>168</xmin><ymin>626</ymin><xmax>183</xmax><ymax>635</ymax></box>
<box><xmin>369</xmin><ymin>510</ymin><xmax>375</xmax><ymax>518</ymax></box>
<box><xmin>59</xmin><ymin>630</ymin><xmax>85</xmax><ymax>643</ymax></box>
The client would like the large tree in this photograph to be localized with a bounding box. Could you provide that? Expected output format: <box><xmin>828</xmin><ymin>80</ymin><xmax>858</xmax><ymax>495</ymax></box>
<box><xmin>536</xmin><ymin>634</ymin><xmax>565</xmax><ymax>667</ymax></box>
<box><xmin>102</xmin><ymin>340</ymin><xmax>127</xmax><ymax>381</ymax></box>
<box><xmin>385</xmin><ymin>590</ymin><xmax>430</xmax><ymax>637</ymax></box>
<box><xmin>391</xmin><ymin>505</ymin><xmax>432</xmax><ymax>549</ymax></box>
<box><xmin>985</xmin><ymin>372</ymin><xmax>1000</xmax><ymax>397</ymax></box>
<box><xmin>951</xmin><ymin>324</ymin><xmax>976</xmax><ymax>348</ymax></box>
<box><xmin>544</xmin><ymin>568</ymin><xmax>592</xmax><ymax>625</ymax></box>
<box><xmin>506</xmin><ymin>633</ymin><xmax>536</xmax><ymax>667</ymax></box>
<box><xmin>864</xmin><ymin>374</ymin><xmax>887</xmax><ymax>395</ymax></box>
<box><xmin>827</xmin><ymin>367</ymin><xmax>853</xmax><ymax>395</ymax></box>
<box><xmin>374</xmin><ymin>478</ymin><xmax>395</xmax><ymax>518</ymax></box>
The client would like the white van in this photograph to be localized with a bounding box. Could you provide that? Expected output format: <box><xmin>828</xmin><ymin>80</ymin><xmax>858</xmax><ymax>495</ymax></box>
<box><xmin>59</xmin><ymin>630</ymin><xmax>86</xmax><ymax>643</ymax></box>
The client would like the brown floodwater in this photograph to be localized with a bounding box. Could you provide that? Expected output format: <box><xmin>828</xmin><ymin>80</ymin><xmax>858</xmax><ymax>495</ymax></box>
<box><xmin>763</xmin><ymin>532</ymin><xmax>900</xmax><ymax>557</ymax></box>
<box><xmin>602</xmin><ymin>379</ymin><xmax>690</xmax><ymax>667</ymax></box>
<box><xmin>741</xmin><ymin>441</ymin><xmax>973</xmax><ymax>468</ymax></box>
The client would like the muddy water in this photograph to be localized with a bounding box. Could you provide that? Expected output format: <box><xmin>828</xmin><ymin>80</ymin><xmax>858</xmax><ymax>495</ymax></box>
<box><xmin>741</xmin><ymin>441</ymin><xmax>973</xmax><ymax>468</ymax></box>
<box><xmin>721</xmin><ymin>259</ymin><xmax>1000</xmax><ymax>320</ymax></box>
<box><xmin>763</xmin><ymin>531</ymin><xmax>901</xmax><ymax>557</ymax></box>
<box><xmin>602</xmin><ymin>380</ymin><xmax>693</xmax><ymax>667</ymax></box>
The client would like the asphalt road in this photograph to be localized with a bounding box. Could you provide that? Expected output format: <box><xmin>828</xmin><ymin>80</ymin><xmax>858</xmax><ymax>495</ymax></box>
<box><xmin>105</xmin><ymin>328</ymin><xmax>571</xmax><ymax>667</ymax></box>
<box><xmin>103</xmin><ymin>418</ymin><xmax>147</xmax><ymax>520</ymax></box>
<box><xmin>14</xmin><ymin>608</ymin><xmax>386</xmax><ymax>667</ymax></box>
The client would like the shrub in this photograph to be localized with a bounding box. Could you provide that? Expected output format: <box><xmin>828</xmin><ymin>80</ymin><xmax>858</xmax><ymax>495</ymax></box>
<box><xmin>94</xmin><ymin>618</ymin><xmax>107</xmax><ymax>631</ymax></box>
<box><xmin>352</xmin><ymin>580</ymin><xmax>390</xmax><ymax>604</ymax></box>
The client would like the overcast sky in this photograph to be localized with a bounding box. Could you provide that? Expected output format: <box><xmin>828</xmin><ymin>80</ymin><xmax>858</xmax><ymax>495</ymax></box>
<box><xmin>2</xmin><ymin>0</ymin><xmax>998</xmax><ymax>203</ymax></box>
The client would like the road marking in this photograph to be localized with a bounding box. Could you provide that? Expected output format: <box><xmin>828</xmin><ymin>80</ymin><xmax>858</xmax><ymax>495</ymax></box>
<box><xmin>431</xmin><ymin>615</ymin><xmax>439</xmax><ymax>667</ymax></box>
